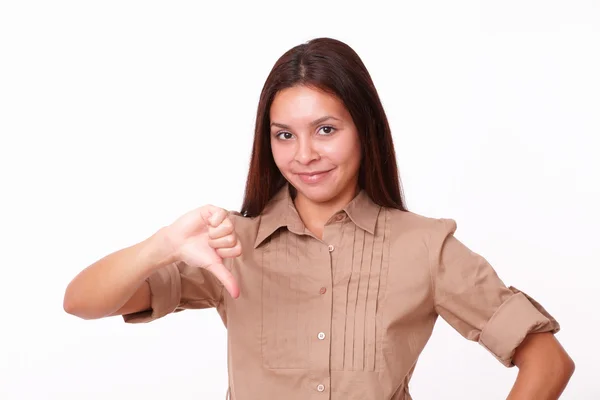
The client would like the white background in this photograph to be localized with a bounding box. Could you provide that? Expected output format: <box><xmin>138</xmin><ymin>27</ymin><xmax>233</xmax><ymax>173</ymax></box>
<box><xmin>1</xmin><ymin>1</ymin><xmax>598</xmax><ymax>399</ymax></box>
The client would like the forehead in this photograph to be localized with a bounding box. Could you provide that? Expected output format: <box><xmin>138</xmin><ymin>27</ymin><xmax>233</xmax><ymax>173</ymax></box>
<box><xmin>270</xmin><ymin>85</ymin><xmax>348</xmax><ymax>122</ymax></box>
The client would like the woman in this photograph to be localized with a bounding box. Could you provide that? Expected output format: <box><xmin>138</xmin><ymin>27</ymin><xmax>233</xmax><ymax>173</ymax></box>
<box><xmin>63</xmin><ymin>37</ymin><xmax>574</xmax><ymax>399</ymax></box>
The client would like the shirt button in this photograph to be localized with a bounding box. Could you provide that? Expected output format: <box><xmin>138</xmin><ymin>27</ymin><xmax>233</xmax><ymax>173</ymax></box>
<box><xmin>319</xmin><ymin>287</ymin><xmax>327</xmax><ymax>294</ymax></box>
<box><xmin>335</xmin><ymin>214</ymin><xmax>345</xmax><ymax>222</ymax></box>
<box><xmin>328</xmin><ymin>244</ymin><xmax>335</xmax><ymax>252</ymax></box>
<box><xmin>317</xmin><ymin>332</ymin><xmax>326</xmax><ymax>340</ymax></box>
<box><xmin>317</xmin><ymin>384</ymin><xmax>325</xmax><ymax>392</ymax></box>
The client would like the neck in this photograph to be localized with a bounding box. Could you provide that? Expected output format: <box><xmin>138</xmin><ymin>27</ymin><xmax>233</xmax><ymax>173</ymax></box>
<box><xmin>293</xmin><ymin>183</ymin><xmax>359</xmax><ymax>240</ymax></box>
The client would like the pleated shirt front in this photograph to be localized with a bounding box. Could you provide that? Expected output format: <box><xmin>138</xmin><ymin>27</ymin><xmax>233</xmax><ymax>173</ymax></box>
<box><xmin>123</xmin><ymin>184</ymin><xmax>559</xmax><ymax>399</ymax></box>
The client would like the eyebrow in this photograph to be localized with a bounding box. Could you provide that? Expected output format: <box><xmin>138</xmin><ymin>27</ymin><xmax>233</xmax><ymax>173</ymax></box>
<box><xmin>270</xmin><ymin>115</ymin><xmax>341</xmax><ymax>129</ymax></box>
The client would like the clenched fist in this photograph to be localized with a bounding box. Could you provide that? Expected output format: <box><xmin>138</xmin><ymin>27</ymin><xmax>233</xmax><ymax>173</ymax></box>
<box><xmin>164</xmin><ymin>204</ymin><xmax>242</xmax><ymax>298</ymax></box>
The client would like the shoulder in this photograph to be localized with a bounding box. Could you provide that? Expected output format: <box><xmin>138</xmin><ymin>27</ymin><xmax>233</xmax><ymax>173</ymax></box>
<box><xmin>383</xmin><ymin>207</ymin><xmax>457</xmax><ymax>241</ymax></box>
<box><xmin>381</xmin><ymin>208</ymin><xmax>462</xmax><ymax>262</ymax></box>
<box><xmin>382</xmin><ymin>209</ymin><xmax>464</xmax><ymax>279</ymax></box>
<box><xmin>226</xmin><ymin>210</ymin><xmax>261</xmax><ymax>245</ymax></box>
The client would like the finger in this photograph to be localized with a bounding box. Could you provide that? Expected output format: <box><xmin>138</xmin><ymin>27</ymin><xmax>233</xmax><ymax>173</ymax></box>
<box><xmin>208</xmin><ymin>208</ymin><xmax>228</xmax><ymax>227</ymax></box>
<box><xmin>194</xmin><ymin>204</ymin><xmax>222</xmax><ymax>226</ymax></box>
<box><xmin>216</xmin><ymin>242</ymin><xmax>242</xmax><ymax>258</ymax></box>
<box><xmin>208</xmin><ymin>218</ymin><xmax>234</xmax><ymax>239</ymax></box>
<box><xmin>208</xmin><ymin>234</ymin><xmax>238</xmax><ymax>249</ymax></box>
<box><xmin>205</xmin><ymin>263</ymin><xmax>240</xmax><ymax>299</ymax></box>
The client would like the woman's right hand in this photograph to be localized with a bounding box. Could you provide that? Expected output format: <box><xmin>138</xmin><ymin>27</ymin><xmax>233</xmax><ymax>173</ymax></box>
<box><xmin>164</xmin><ymin>205</ymin><xmax>242</xmax><ymax>299</ymax></box>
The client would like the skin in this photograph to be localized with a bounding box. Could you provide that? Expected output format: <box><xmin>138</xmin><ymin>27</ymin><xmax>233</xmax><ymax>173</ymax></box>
<box><xmin>269</xmin><ymin>85</ymin><xmax>362</xmax><ymax>239</ymax></box>
<box><xmin>509</xmin><ymin>332</ymin><xmax>575</xmax><ymax>399</ymax></box>
<box><xmin>269</xmin><ymin>85</ymin><xmax>575</xmax><ymax>399</ymax></box>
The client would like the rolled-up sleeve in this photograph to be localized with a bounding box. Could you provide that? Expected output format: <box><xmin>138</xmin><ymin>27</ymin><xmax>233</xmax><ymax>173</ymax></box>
<box><xmin>428</xmin><ymin>218</ymin><xmax>560</xmax><ymax>367</ymax></box>
<box><xmin>122</xmin><ymin>260</ymin><xmax>224</xmax><ymax>324</ymax></box>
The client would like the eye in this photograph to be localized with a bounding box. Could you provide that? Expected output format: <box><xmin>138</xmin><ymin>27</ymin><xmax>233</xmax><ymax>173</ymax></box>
<box><xmin>276</xmin><ymin>131</ymin><xmax>294</xmax><ymax>140</ymax></box>
<box><xmin>318</xmin><ymin>125</ymin><xmax>336</xmax><ymax>136</ymax></box>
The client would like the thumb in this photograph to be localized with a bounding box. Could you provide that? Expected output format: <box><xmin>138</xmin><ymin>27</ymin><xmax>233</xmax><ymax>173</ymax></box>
<box><xmin>205</xmin><ymin>263</ymin><xmax>240</xmax><ymax>299</ymax></box>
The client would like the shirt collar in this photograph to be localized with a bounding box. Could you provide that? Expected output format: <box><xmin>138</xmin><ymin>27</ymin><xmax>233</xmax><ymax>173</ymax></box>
<box><xmin>254</xmin><ymin>183</ymin><xmax>381</xmax><ymax>248</ymax></box>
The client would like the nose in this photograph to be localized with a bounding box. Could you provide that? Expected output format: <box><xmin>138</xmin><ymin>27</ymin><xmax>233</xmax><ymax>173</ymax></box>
<box><xmin>294</xmin><ymin>136</ymin><xmax>320</xmax><ymax>165</ymax></box>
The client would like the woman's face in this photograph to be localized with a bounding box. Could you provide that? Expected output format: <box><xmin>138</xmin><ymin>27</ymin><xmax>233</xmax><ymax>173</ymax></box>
<box><xmin>270</xmin><ymin>85</ymin><xmax>361</xmax><ymax>204</ymax></box>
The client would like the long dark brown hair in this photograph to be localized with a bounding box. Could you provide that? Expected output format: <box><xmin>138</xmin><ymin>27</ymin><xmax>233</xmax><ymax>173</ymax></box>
<box><xmin>240</xmin><ymin>37</ymin><xmax>408</xmax><ymax>217</ymax></box>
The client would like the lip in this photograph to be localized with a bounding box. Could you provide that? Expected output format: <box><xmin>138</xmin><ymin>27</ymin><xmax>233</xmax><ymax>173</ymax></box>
<box><xmin>295</xmin><ymin>169</ymin><xmax>334</xmax><ymax>184</ymax></box>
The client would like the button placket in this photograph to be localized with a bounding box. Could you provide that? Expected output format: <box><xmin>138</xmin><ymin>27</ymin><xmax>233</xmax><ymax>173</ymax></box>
<box><xmin>311</xmin><ymin>226</ymin><xmax>335</xmax><ymax>398</ymax></box>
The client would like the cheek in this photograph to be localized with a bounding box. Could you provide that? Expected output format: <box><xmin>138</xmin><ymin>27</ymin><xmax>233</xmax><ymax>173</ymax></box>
<box><xmin>271</xmin><ymin>141</ymin><xmax>292</xmax><ymax>169</ymax></box>
<box><xmin>321</xmin><ymin>134</ymin><xmax>361</xmax><ymax>167</ymax></box>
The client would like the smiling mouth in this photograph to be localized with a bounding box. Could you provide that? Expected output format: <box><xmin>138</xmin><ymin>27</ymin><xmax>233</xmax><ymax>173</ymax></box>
<box><xmin>295</xmin><ymin>169</ymin><xmax>334</xmax><ymax>184</ymax></box>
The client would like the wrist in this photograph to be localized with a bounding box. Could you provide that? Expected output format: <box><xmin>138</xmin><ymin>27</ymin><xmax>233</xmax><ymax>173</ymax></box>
<box><xmin>138</xmin><ymin>227</ymin><xmax>179</xmax><ymax>274</ymax></box>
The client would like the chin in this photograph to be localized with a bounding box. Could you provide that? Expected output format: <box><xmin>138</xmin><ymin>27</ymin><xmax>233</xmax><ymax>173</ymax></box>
<box><xmin>290</xmin><ymin>177</ymin><xmax>343</xmax><ymax>204</ymax></box>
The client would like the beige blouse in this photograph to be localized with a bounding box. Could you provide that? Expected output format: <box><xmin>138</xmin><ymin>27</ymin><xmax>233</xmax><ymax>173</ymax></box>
<box><xmin>123</xmin><ymin>184</ymin><xmax>560</xmax><ymax>399</ymax></box>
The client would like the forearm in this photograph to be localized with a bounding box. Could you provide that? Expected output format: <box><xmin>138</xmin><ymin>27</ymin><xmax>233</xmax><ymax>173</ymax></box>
<box><xmin>507</xmin><ymin>335</ymin><xmax>575</xmax><ymax>400</ymax></box>
<box><xmin>508</xmin><ymin>362</ymin><xmax>574</xmax><ymax>399</ymax></box>
<box><xmin>63</xmin><ymin>227</ymin><xmax>175</xmax><ymax>319</ymax></box>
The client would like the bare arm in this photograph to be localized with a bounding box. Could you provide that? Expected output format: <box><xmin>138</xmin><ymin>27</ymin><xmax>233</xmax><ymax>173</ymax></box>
<box><xmin>64</xmin><ymin>205</ymin><xmax>242</xmax><ymax>321</ymax></box>
<box><xmin>507</xmin><ymin>332</ymin><xmax>575</xmax><ymax>399</ymax></box>
<box><xmin>63</xmin><ymin>227</ymin><xmax>175</xmax><ymax>320</ymax></box>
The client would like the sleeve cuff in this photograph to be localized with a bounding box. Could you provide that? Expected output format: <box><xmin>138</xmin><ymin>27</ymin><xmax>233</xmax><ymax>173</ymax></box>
<box><xmin>479</xmin><ymin>286</ymin><xmax>560</xmax><ymax>367</ymax></box>
<box><xmin>122</xmin><ymin>263</ymin><xmax>182</xmax><ymax>324</ymax></box>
